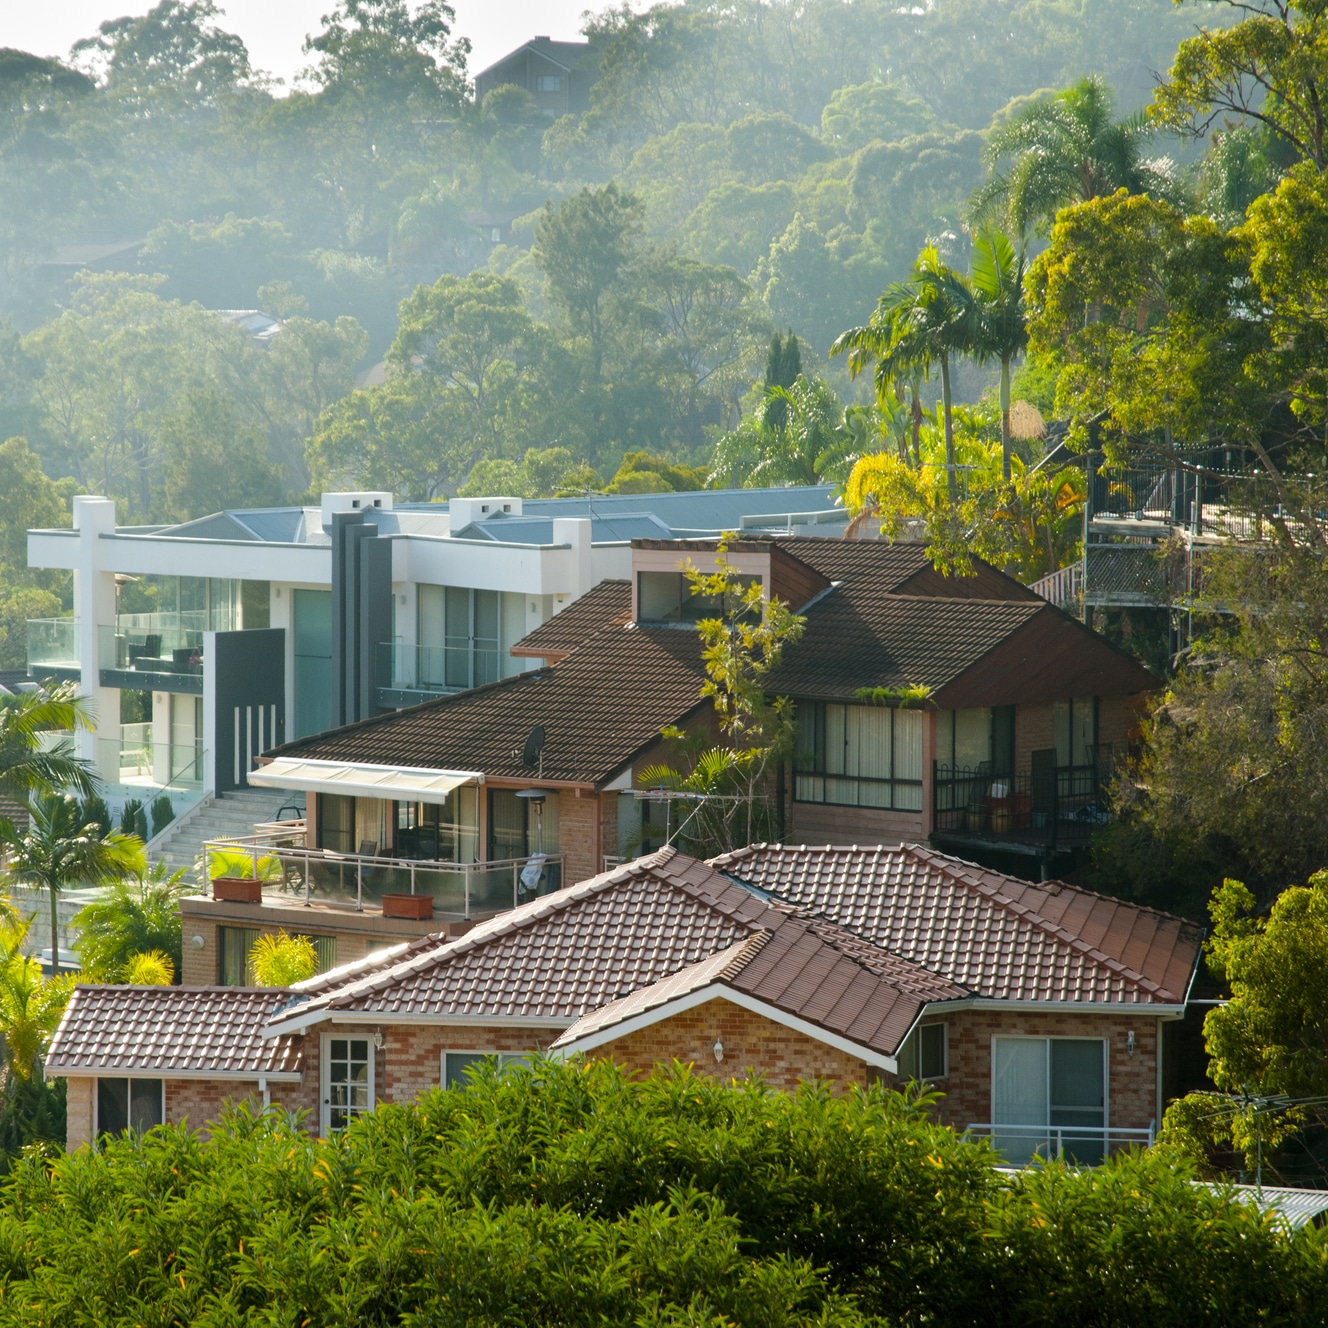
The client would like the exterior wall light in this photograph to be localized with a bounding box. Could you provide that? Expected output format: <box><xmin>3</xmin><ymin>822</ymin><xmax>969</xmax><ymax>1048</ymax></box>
<box><xmin>1126</xmin><ymin>1030</ymin><xmax>1136</xmax><ymax>1056</ymax></box>
<box><xmin>713</xmin><ymin>1040</ymin><xmax>724</xmax><ymax>1063</ymax></box>
<box><xmin>190</xmin><ymin>935</ymin><xmax>205</xmax><ymax>949</ymax></box>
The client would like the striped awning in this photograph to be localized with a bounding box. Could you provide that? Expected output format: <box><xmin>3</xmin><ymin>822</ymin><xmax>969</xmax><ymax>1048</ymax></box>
<box><xmin>247</xmin><ymin>757</ymin><xmax>483</xmax><ymax>803</ymax></box>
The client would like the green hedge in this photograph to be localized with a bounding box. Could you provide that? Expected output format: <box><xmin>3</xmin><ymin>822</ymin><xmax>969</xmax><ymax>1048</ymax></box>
<box><xmin>0</xmin><ymin>1060</ymin><xmax>1321</xmax><ymax>1326</ymax></box>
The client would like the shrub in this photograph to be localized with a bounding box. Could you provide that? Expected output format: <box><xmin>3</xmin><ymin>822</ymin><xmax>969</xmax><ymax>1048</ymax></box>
<box><xmin>117</xmin><ymin>799</ymin><xmax>147</xmax><ymax>840</ymax></box>
<box><xmin>0</xmin><ymin>1062</ymin><xmax>1322</xmax><ymax>1325</ymax></box>
<box><xmin>149</xmin><ymin>795</ymin><xmax>174</xmax><ymax>838</ymax></box>
<box><xmin>78</xmin><ymin>795</ymin><xmax>111</xmax><ymax>839</ymax></box>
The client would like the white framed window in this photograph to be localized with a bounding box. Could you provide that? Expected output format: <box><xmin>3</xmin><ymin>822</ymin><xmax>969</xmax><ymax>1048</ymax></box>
<box><xmin>896</xmin><ymin>1022</ymin><xmax>947</xmax><ymax>1081</ymax></box>
<box><xmin>95</xmin><ymin>1077</ymin><xmax>164</xmax><ymax>1137</ymax></box>
<box><xmin>441</xmin><ymin>1050</ymin><xmax>529</xmax><ymax>1090</ymax></box>
<box><xmin>991</xmin><ymin>1036</ymin><xmax>1107</xmax><ymax>1165</ymax></box>
<box><xmin>321</xmin><ymin>1034</ymin><xmax>374</xmax><ymax>1133</ymax></box>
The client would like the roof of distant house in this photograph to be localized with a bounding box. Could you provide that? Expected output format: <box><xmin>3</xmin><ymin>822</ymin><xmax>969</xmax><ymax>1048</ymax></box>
<box><xmin>475</xmin><ymin>37</ymin><xmax>594</xmax><ymax>80</ymax></box>
<box><xmin>266</xmin><ymin>537</ymin><xmax>1156</xmax><ymax>786</ymax></box>
<box><xmin>45</xmin><ymin>987</ymin><xmax>302</xmax><ymax>1080</ymax></box>
<box><xmin>714</xmin><ymin>843</ymin><xmax>1203</xmax><ymax>1006</ymax></box>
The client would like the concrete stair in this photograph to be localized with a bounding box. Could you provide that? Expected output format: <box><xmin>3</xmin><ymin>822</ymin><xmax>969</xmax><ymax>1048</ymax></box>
<box><xmin>149</xmin><ymin>788</ymin><xmax>305</xmax><ymax>885</ymax></box>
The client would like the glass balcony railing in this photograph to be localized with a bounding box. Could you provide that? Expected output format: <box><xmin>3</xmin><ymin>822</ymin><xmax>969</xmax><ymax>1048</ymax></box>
<box><xmin>97</xmin><ymin>734</ymin><xmax>205</xmax><ymax>791</ymax></box>
<box><xmin>378</xmin><ymin>641</ymin><xmax>501</xmax><ymax>699</ymax></box>
<box><xmin>98</xmin><ymin>620</ymin><xmax>205</xmax><ymax>689</ymax></box>
<box><xmin>26</xmin><ymin>618</ymin><xmax>80</xmax><ymax>679</ymax></box>
<box><xmin>202</xmin><ymin>829</ymin><xmax>562</xmax><ymax>920</ymax></box>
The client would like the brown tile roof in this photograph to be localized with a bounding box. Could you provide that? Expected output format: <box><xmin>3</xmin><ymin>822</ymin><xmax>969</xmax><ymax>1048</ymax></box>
<box><xmin>269</xmin><ymin>848</ymin><xmax>961</xmax><ymax>1062</ymax></box>
<box><xmin>265</xmin><ymin>623</ymin><xmax>707</xmax><ymax>786</ymax></box>
<box><xmin>510</xmin><ymin>580</ymin><xmax>631</xmax><ymax>662</ymax></box>
<box><xmin>712</xmin><ymin>844</ymin><xmax>1202</xmax><ymax>1006</ymax></box>
<box><xmin>46</xmin><ymin>986</ymin><xmax>303</xmax><ymax>1078</ymax></box>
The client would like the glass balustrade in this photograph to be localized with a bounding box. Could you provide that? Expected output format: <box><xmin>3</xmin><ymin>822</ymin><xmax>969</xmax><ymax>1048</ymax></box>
<box><xmin>26</xmin><ymin>618</ymin><xmax>80</xmax><ymax>679</ymax></box>
<box><xmin>378</xmin><ymin>641</ymin><xmax>502</xmax><ymax>699</ymax></box>
<box><xmin>98</xmin><ymin>620</ymin><xmax>205</xmax><ymax>688</ymax></box>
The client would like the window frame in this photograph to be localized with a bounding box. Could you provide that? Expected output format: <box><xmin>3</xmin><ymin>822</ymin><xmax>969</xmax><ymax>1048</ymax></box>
<box><xmin>794</xmin><ymin>700</ymin><xmax>924</xmax><ymax>811</ymax></box>
<box><xmin>896</xmin><ymin>1021</ymin><xmax>948</xmax><ymax>1082</ymax></box>
<box><xmin>94</xmin><ymin>1076</ymin><xmax>164</xmax><ymax>1138</ymax></box>
<box><xmin>440</xmin><ymin>1049</ymin><xmax>530</xmax><ymax>1090</ymax></box>
<box><xmin>990</xmin><ymin>1034</ymin><xmax>1109</xmax><ymax>1159</ymax></box>
<box><xmin>320</xmin><ymin>1033</ymin><xmax>375</xmax><ymax>1135</ymax></box>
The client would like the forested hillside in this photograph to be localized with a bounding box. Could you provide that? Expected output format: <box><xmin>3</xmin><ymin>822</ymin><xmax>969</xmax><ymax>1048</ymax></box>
<box><xmin>0</xmin><ymin>0</ymin><xmax>1208</xmax><ymax>519</ymax></box>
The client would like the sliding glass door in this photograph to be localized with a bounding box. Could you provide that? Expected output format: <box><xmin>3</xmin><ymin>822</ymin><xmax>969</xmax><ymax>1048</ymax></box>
<box><xmin>992</xmin><ymin>1037</ymin><xmax>1106</xmax><ymax>1164</ymax></box>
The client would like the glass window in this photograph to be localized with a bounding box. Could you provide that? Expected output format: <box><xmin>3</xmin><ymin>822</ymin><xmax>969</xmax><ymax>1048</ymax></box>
<box><xmin>418</xmin><ymin>584</ymin><xmax>446</xmax><ymax>687</ymax></box>
<box><xmin>992</xmin><ymin>1037</ymin><xmax>1106</xmax><ymax>1165</ymax></box>
<box><xmin>292</xmin><ymin>589</ymin><xmax>332</xmax><ymax>738</ymax></box>
<box><xmin>896</xmin><ymin>1023</ymin><xmax>947</xmax><ymax>1081</ymax></box>
<box><xmin>97</xmin><ymin>1078</ymin><xmax>163</xmax><ymax>1136</ymax></box>
<box><xmin>636</xmin><ymin>571</ymin><xmax>761</xmax><ymax>624</ymax></box>
<box><xmin>535</xmin><ymin>74</ymin><xmax>562</xmax><ymax>91</ymax></box>
<box><xmin>395</xmin><ymin>789</ymin><xmax>480</xmax><ymax>862</ymax></box>
<box><xmin>319</xmin><ymin>793</ymin><xmax>355</xmax><ymax>854</ymax></box>
<box><xmin>794</xmin><ymin>702</ymin><xmax>924</xmax><ymax>810</ymax></box>
<box><xmin>218</xmin><ymin>926</ymin><xmax>260</xmax><ymax>985</ymax></box>
<box><xmin>323</xmin><ymin>1036</ymin><xmax>372</xmax><ymax>1131</ymax></box>
<box><xmin>442</xmin><ymin>1051</ymin><xmax>529</xmax><ymax>1089</ymax></box>
<box><xmin>1053</xmin><ymin>697</ymin><xmax>1098</xmax><ymax>767</ymax></box>
<box><xmin>474</xmin><ymin>590</ymin><xmax>500</xmax><ymax>685</ymax></box>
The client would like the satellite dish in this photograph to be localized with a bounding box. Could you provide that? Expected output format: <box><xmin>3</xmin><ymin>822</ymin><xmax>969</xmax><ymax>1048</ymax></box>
<box><xmin>522</xmin><ymin>724</ymin><xmax>546</xmax><ymax>769</ymax></box>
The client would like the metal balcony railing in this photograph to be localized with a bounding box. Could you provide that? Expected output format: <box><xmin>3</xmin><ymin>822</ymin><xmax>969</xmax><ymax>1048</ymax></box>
<box><xmin>202</xmin><ymin>829</ymin><xmax>563</xmax><ymax>919</ymax></box>
<box><xmin>965</xmin><ymin>1120</ymin><xmax>1156</xmax><ymax>1166</ymax></box>
<box><xmin>932</xmin><ymin>747</ymin><xmax>1113</xmax><ymax>849</ymax></box>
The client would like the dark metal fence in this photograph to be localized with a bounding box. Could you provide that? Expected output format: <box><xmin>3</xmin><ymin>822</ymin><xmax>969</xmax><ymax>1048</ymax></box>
<box><xmin>933</xmin><ymin>746</ymin><xmax>1114</xmax><ymax>848</ymax></box>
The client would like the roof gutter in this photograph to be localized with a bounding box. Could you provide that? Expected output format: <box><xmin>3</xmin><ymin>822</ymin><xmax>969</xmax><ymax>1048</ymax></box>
<box><xmin>45</xmin><ymin>1066</ymin><xmax>303</xmax><ymax>1083</ymax></box>
<box><xmin>924</xmin><ymin>997</ymin><xmax>1189</xmax><ymax>1017</ymax></box>
<box><xmin>262</xmin><ymin>1009</ymin><xmax>577</xmax><ymax>1038</ymax></box>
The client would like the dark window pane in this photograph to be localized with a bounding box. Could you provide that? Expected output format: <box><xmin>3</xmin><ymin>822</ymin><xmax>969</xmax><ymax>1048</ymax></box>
<box><xmin>1050</xmin><ymin>1040</ymin><xmax>1104</xmax><ymax>1111</ymax></box>
<box><xmin>130</xmin><ymin>1080</ymin><xmax>163</xmax><ymax>1131</ymax></box>
<box><xmin>919</xmin><ymin>1024</ymin><xmax>946</xmax><ymax>1079</ymax></box>
<box><xmin>97</xmin><ymin>1078</ymin><xmax>129</xmax><ymax>1136</ymax></box>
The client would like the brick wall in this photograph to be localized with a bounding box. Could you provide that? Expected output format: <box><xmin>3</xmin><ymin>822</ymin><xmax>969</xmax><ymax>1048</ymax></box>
<box><xmin>1015</xmin><ymin>701</ymin><xmax>1054</xmax><ymax>772</ymax></box>
<box><xmin>180</xmin><ymin>916</ymin><xmax>372</xmax><ymax>985</ymax></box>
<box><xmin>594</xmin><ymin>998</ymin><xmax>869</xmax><ymax>1091</ymax></box>
<box><xmin>381</xmin><ymin>1025</ymin><xmax>559</xmax><ymax>1106</ymax></box>
<box><xmin>890</xmin><ymin>1009</ymin><xmax>1162</xmax><ymax>1134</ymax></box>
<box><xmin>558</xmin><ymin>791</ymin><xmax>600</xmax><ymax>885</ymax></box>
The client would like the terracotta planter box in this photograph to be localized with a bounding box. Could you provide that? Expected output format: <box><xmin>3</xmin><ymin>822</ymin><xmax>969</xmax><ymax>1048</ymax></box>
<box><xmin>212</xmin><ymin>876</ymin><xmax>263</xmax><ymax>904</ymax></box>
<box><xmin>381</xmin><ymin>893</ymin><xmax>434</xmax><ymax>920</ymax></box>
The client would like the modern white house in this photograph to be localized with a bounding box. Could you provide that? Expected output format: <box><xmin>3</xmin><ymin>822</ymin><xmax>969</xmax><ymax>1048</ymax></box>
<box><xmin>27</xmin><ymin>486</ymin><xmax>846</xmax><ymax>816</ymax></box>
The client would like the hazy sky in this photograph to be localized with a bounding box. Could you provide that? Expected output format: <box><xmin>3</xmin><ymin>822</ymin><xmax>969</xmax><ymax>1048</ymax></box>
<box><xmin>0</xmin><ymin>1</ymin><xmax>600</xmax><ymax>86</ymax></box>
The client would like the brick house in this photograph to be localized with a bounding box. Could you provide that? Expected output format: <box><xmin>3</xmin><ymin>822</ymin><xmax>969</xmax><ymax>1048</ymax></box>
<box><xmin>185</xmin><ymin>536</ymin><xmax>1157</xmax><ymax>981</ymax></box>
<box><xmin>48</xmin><ymin>843</ymin><xmax>1201</xmax><ymax>1164</ymax></box>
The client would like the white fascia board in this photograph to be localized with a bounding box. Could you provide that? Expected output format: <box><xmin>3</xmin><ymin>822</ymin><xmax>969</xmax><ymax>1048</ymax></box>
<box><xmin>262</xmin><ymin>1008</ymin><xmax>576</xmax><ymax>1038</ymax></box>
<box><xmin>27</xmin><ymin>528</ymin><xmax>78</xmax><ymax>571</ymax></box>
<box><xmin>397</xmin><ymin>535</ymin><xmax>561</xmax><ymax>596</ymax></box>
<box><xmin>97</xmin><ymin>534</ymin><xmax>330</xmax><ymax>583</ymax></box>
<box><xmin>550</xmin><ymin>984</ymin><xmax>899</xmax><ymax>1074</ymax></box>
<box><xmin>46</xmin><ymin>1066</ymin><xmax>302</xmax><ymax>1083</ymax></box>
<box><xmin>941</xmin><ymin>997</ymin><xmax>1188</xmax><ymax>1017</ymax></box>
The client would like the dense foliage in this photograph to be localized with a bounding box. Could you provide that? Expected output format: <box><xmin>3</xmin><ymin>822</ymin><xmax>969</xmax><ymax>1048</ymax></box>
<box><xmin>0</xmin><ymin>1060</ymin><xmax>1319</xmax><ymax>1325</ymax></box>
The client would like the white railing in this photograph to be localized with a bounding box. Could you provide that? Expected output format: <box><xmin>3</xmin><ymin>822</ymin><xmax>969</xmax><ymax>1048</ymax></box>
<box><xmin>1028</xmin><ymin>563</ymin><xmax>1082</xmax><ymax>609</ymax></box>
<box><xmin>965</xmin><ymin>1120</ymin><xmax>1155</xmax><ymax>1163</ymax></box>
<box><xmin>202</xmin><ymin>831</ymin><xmax>563</xmax><ymax>919</ymax></box>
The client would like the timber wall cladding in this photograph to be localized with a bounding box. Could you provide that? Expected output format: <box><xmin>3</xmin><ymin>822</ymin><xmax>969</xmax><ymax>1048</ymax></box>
<box><xmin>903</xmin><ymin>1009</ymin><xmax>1163</xmax><ymax>1133</ymax></box>
<box><xmin>595</xmin><ymin>997</ymin><xmax>870</xmax><ymax>1091</ymax></box>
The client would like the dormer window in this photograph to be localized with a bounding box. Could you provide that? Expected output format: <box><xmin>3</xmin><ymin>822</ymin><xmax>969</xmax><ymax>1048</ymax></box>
<box><xmin>636</xmin><ymin>570</ymin><xmax>760</xmax><ymax>624</ymax></box>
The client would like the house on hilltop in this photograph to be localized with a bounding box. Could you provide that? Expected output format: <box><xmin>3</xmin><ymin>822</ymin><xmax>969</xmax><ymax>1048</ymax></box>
<box><xmin>473</xmin><ymin>37</ymin><xmax>597</xmax><ymax>117</ymax></box>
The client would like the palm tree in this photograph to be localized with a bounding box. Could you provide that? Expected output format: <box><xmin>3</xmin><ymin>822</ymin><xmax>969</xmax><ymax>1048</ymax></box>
<box><xmin>968</xmin><ymin>226</ymin><xmax>1029</xmax><ymax>483</ymax></box>
<box><xmin>833</xmin><ymin>246</ymin><xmax>975</xmax><ymax>501</ymax></box>
<box><xmin>974</xmin><ymin>75</ymin><xmax>1178</xmax><ymax>238</ymax></box>
<box><xmin>0</xmin><ymin>948</ymin><xmax>75</xmax><ymax>1081</ymax></box>
<box><xmin>0</xmin><ymin>682</ymin><xmax>97</xmax><ymax>806</ymax></box>
<box><xmin>251</xmin><ymin>931</ymin><xmax>320</xmax><ymax>987</ymax></box>
<box><xmin>0</xmin><ymin>794</ymin><xmax>144</xmax><ymax>975</ymax></box>
<box><xmin>71</xmin><ymin>860</ymin><xmax>188</xmax><ymax>981</ymax></box>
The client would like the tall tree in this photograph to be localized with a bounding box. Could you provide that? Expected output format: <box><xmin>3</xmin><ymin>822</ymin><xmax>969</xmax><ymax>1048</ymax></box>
<box><xmin>968</xmin><ymin>227</ymin><xmax>1029</xmax><ymax>482</ymax></box>
<box><xmin>0</xmin><ymin>684</ymin><xmax>95</xmax><ymax>807</ymax></box>
<box><xmin>974</xmin><ymin>75</ymin><xmax>1177</xmax><ymax>238</ymax></box>
<box><xmin>0</xmin><ymin>794</ymin><xmax>143</xmax><ymax>975</ymax></box>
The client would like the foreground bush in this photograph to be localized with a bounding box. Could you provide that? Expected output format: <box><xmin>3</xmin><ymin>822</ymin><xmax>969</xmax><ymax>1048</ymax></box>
<box><xmin>0</xmin><ymin>1060</ymin><xmax>1321</xmax><ymax>1325</ymax></box>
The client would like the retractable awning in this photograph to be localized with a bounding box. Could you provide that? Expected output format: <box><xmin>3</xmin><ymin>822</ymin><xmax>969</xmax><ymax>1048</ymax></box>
<box><xmin>247</xmin><ymin>757</ymin><xmax>483</xmax><ymax>803</ymax></box>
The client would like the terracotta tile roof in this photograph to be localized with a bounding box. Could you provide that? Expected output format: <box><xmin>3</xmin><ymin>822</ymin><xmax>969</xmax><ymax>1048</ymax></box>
<box><xmin>269</xmin><ymin>848</ymin><xmax>960</xmax><ymax>1063</ymax></box>
<box><xmin>712</xmin><ymin>844</ymin><xmax>1202</xmax><ymax>1005</ymax></box>
<box><xmin>46</xmin><ymin>986</ymin><xmax>303</xmax><ymax>1078</ymax></box>
<box><xmin>510</xmin><ymin>580</ymin><xmax>631</xmax><ymax>662</ymax></box>
<box><xmin>264</xmin><ymin>624</ymin><xmax>707</xmax><ymax>786</ymax></box>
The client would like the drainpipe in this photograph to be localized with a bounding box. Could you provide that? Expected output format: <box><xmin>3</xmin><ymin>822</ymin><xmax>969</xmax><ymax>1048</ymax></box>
<box><xmin>258</xmin><ymin>1075</ymin><xmax>270</xmax><ymax>1109</ymax></box>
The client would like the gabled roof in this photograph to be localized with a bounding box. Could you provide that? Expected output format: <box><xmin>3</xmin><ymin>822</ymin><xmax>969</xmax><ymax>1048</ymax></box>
<box><xmin>713</xmin><ymin>844</ymin><xmax>1203</xmax><ymax>1006</ymax></box>
<box><xmin>475</xmin><ymin>37</ymin><xmax>593</xmax><ymax>79</ymax></box>
<box><xmin>510</xmin><ymin>580</ymin><xmax>631</xmax><ymax>661</ymax></box>
<box><xmin>265</xmin><ymin>848</ymin><xmax>959</xmax><ymax>1066</ymax></box>
<box><xmin>45</xmin><ymin>987</ymin><xmax>302</xmax><ymax>1080</ymax></box>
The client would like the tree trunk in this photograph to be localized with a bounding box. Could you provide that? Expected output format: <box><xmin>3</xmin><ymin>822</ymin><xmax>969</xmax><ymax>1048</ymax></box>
<box><xmin>941</xmin><ymin>354</ymin><xmax>956</xmax><ymax>502</ymax></box>
<box><xmin>47</xmin><ymin>884</ymin><xmax>59</xmax><ymax>978</ymax></box>
<box><xmin>1000</xmin><ymin>353</ymin><xmax>1012</xmax><ymax>483</ymax></box>
<box><xmin>910</xmin><ymin>381</ymin><xmax>923</xmax><ymax>468</ymax></box>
